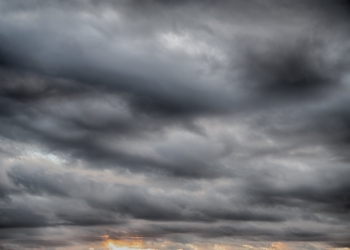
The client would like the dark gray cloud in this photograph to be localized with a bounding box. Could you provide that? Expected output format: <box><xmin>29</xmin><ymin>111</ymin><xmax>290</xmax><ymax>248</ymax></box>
<box><xmin>0</xmin><ymin>207</ymin><xmax>48</xmax><ymax>229</ymax></box>
<box><xmin>1</xmin><ymin>0</ymin><xmax>350</xmax><ymax>249</ymax></box>
<box><xmin>238</xmin><ymin>38</ymin><xmax>341</xmax><ymax>99</ymax></box>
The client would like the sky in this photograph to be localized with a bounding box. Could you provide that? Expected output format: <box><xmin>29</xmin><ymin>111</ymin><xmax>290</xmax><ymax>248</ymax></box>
<box><xmin>0</xmin><ymin>0</ymin><xmax>350</xmax><ymax>250</ymax></box>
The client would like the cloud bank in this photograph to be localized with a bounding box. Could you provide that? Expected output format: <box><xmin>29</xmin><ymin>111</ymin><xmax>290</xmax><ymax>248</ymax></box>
<box><xmin>0</xmin><ymin>1</ymin><xmax>350</xmax><ymax>249</ymax></box>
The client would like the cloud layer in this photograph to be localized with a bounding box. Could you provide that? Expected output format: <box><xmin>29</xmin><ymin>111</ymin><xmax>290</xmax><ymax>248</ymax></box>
<box><xmin>0</xmin><ymin>1</ymin><xmax>350</xmax><ymax>249</ymax></box>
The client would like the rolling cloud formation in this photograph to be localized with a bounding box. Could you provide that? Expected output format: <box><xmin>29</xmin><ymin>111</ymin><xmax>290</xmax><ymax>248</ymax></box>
<box><xmin>0</xmin><ymin>1</ymin><xmax>350</xmax><ymax>249</ymax></box>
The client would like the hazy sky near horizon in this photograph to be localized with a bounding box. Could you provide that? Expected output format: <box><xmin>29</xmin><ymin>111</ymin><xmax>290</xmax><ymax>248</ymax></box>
<box><xmin>1</xmin><ymin>1</ymin><xmax>350</xmax><ymax>249</ymax></box>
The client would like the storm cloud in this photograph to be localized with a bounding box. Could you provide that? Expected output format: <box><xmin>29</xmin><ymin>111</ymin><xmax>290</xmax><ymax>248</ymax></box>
<box><xmin>1</xmin><ymin>1</ymin><xmax>350</xmax><ymax>250</ymax></box>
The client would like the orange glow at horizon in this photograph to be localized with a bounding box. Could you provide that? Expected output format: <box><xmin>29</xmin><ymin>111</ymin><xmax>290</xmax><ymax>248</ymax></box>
<box><xmin>242</xmin><ymin>242</ymin><xmax>288</xmax><ymax>250</ymax></box>
<box><xmin>102</xmin><ymin>237</ymin><xmax>154</xmax><ymax>250</ymax></box>
<box><xmin>98</xmin><ymin>238</ymin><xmax>350</xmax><ymax>250</ymax></box>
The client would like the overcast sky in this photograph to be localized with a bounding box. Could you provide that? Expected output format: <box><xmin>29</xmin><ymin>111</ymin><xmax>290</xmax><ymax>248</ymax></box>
<box><xmin>1</xmin><ymin>1</ymin><xmax>350</xmax><ymax>250</ymax></box>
